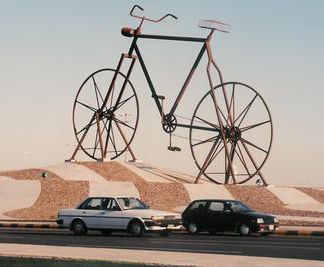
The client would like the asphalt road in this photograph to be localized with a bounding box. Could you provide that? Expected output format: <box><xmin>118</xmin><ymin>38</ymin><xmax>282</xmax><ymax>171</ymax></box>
<box><xmin>0</xmin><ymin>228</ymin><xmax>323</xmax><ymax>262</ymax></box>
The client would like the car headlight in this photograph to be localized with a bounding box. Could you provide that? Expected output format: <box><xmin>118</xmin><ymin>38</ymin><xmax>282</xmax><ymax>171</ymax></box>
<box><xmin>257</xmin><ymin>218</ymin><xmax>264</xmax><ymax>224</ymax></box>
<box><xmin>273</xmin><ymin>217</ymin><xmax>278</xmax><ymax>223</ymax></box>
<box><xmin>151</xmin><ymin>215</ymin><xmax>164</xmax><ymax>221</ymax></box>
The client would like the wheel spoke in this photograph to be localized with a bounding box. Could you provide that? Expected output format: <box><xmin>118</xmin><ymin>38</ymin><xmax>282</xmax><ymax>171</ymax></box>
<box><xmin>239</xmin><ymin>139</ymin><xmax>261</xmax><ymax>172</ymax></box>
<box><xmin>109</xmin><ymin>83</ymin><xmax>115</xmax><ymax>110</ymax></box>
<box><xmin>240</xmin><ymin>120</ymin><xmax>271</xmax><ymax>132</ymax></box>
<box><xmin>92</xmin><ymin>76</ymin><xmax>101</xmax><ymax>109</ymax></box>
<box><xmin>227</xmin><ymin>83</ymin><xmax>235</xmax><ymax>124</ymax></box>
<box><xmin>114</xmin><ymin>119</ymin><xmax>132</xmax><ymax>149</ymax></box>
<box><xmin>241</xmin><ymin>137</ymin><xmax>268</xmax><ymax>154</ymax></box>
<box><xmin>194</xmin><ymin>115</ymin><xmax>220</xmax><ymax>130</ymax></box>
<box><xmin>103</xmin><ymin>118</ymin><xmax>113</xmax><ymax>156</ymax></box>
<box><xmin>235</xmin><ymin>142</ymin><xmax>252</xmax><ymax>177</ymax></box>
<box><xmin>114</xmin><ymin>94</ymin><xmax>135</xmax><ymax>111</ymax></box>
<box><xmin>76</xmin><ymin>117</ymin><xmax>96</xmax><ymax>135</ymax></box>
<box><xmin>225</xmin><ymin>141</ymin><xmax>237</xmax><ymax>184</ymax></box>
<box><xmin>93</xmin><ymin>128</ymin><xmax>99</xmax><ymax>157</ymax></box>
<box><xmin>209</xmin><ymin>140</ymin><xmax>225</xmax><ymax>164</ymax></box>
<box><xmin>113</xmin><ymin>117</ymin><xmax>135</xmax><ymax>130</ymax></box>
<box><xmin>217</xmin><ymin>105</ymin><xmax>229</xmax><ymax>128</ymax></box>
<box><xmin>108</xmin><ymin>123</ymin><xmax>118</xmax><ymax>157</ymax></box>
<box><xmin>235</xmin><ymin>93</ymin><xmax>258</xmax><ymax>127</ymax></box>
<box><xmin>198</xmin><ymin>135</ymin><xmax>223</xmax><ymax>174</ymax></box>
<box><xmin>76</xmin><ymin>101</ymin><xmax>97</xmax><ymax>113</ymax></box>
<box><xmin>92</xmin><ymin>75</ymin><xmax>105</xmax><ymax>104</ymax></box>
<box><xmin>192</xmin><ymin>135</ymin><xmax>219</xmax><ymax>147</ymax></box>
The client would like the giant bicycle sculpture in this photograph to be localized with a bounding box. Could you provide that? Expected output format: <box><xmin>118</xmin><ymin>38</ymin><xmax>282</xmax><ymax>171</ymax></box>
<box><xmin>68</xmin><ymin>5</ymin><xmax>273</xmax><ymax>185</ymax></box>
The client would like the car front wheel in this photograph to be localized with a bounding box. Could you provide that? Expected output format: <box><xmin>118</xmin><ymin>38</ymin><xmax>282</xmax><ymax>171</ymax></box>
<box><xmin>239</xmin><ymin>224</ymin><xmax>250</xmax><ymax>236</ymax></box>
<box><xmin>129</xmin><ymin>221</ymin><xmax>144</xmax><ymax>237</ymax></box>
<box><xmin>72</xmin><ymin>220</ymin><xmax>87</xmax><ymax>235</ymax></box>
<box><xmin>186</xmin><ymin>222</ymin><xmax>199</xmax><ymax>234</ymax></box>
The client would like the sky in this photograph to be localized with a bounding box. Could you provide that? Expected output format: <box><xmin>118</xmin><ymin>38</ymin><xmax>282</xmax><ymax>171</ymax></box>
<box><xmin>0</xmin><ymin>0</ymin><xmax>323</xmax><ymax>187</ymax></box>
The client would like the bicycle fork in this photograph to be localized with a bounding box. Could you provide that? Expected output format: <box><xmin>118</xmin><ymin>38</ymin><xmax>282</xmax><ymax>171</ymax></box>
<box><xmin>195</xmin><ymin>30</ymin><xmax>236</xmax><ymax>184</ymax></box>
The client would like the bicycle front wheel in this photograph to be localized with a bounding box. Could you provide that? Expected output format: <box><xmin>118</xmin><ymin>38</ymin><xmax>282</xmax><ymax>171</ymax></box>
<box><xmin>189</xmin><ymin>82</ymin><xmax>273</xmax><ymax>184</ymax></box>
<box><xmin>72</xmin><ymin>68</ymin><xmax>139</xmax><ymax>160</ymax></box>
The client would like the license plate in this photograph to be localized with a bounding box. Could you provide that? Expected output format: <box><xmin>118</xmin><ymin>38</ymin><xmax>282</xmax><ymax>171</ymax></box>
<box><xmin>167</xmin><ymin>225</ymin><xmax>174</xmax><ymax>229</ymax></box>
<box><xmin>269</xmin><ymin>225</ymin><xmax>274</xmax><ymax>230</ymax></box>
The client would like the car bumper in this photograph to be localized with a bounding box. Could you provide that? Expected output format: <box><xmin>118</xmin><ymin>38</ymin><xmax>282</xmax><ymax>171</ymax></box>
<box><xmin>257</xmin><ymin>223</ymin><xmax>279</xmax><ymax>233</ymax></box>
<box><xmin>146</xmin><ymin>225</ymin><xmax>184</xmax><ymax>231</ymax></box>
<box><xmin>56</xmin><ymin>219</ymin><xmax>63</xmax><ymax>225</ymax></box>
<box><xmin>144</xmin><ymin>219</ymin><xmax>183</xmax><ymax>231</ymax></box>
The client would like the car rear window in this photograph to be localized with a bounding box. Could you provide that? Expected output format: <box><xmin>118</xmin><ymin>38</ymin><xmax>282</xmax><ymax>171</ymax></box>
<box><xmin>189</xmin><ymin>201</ymin><xmax>207</xmax><ymax>211</ymax></box>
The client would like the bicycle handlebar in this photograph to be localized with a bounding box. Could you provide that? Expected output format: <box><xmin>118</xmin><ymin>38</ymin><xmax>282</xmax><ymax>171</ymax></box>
<box><xmin>130</xmin><ymin>5</ymin><xmax>178</xmax><ymax>23</ymax></box>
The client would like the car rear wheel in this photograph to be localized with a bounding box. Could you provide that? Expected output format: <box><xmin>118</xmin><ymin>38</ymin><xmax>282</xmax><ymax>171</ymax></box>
<box><xmin>72</xmin><ymin>220</ymin><xmax>87</xmax><ymax>235</ymax></box>
<box><xmin>187</xmin><ymin>222</ymin><xmax>199</xmax><ymax>234</ymax></box>
<box><xmin>129</xmin><ymin>221</ymin><xmax>144</xmax><ymax>237</ymax></box>
<box><xmin>239</xmin><ymin>224</ymin><xmax>250</xmax><ymax>236</ymax></box>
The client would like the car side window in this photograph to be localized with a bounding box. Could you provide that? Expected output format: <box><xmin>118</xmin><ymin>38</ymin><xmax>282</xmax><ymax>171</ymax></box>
<box><xmin>208</xmin><ymin>201</ymin><xmax>224</xmax><ymax>212</ymax></box>
<box><xmin>103</xmin><ymin>198</ymin><xmax>119</xmax><ymax>211</ymax></box>
<box><xmin>189</xmin><ymin>201</ymin><xmax>207</xmax><ymax>211</ymax></box>
<box><xmin>83</xmin><ymin>198</ymin><xmax>102</xmax><ymax>210</ymax></box>
<box><xmin>110</xmin><ymin>199</ymin><xmax>119</xmax><ymax>210</ymax></box>
<box><xmin>101</xmin><ymin>198</ymin><xmax>110</xmax><ymax>210</ymax></box>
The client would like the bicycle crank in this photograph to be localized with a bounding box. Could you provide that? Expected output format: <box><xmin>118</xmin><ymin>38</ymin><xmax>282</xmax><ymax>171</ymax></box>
<box><xmin>162</xmin><ymin>114</ymin><xmax>177</xmax><ymax>133</ymax></box>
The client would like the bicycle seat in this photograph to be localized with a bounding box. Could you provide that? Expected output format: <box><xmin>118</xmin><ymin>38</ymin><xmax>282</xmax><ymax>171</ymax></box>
<box><xmin>198</xmin><ymin>19</ymin><xmax>230</xmax><ymax>33</ymax></box>
<box><xmin>121</xmin><ymin>27</ymin><xmax>135</xmax><ymax>37</ymax></box>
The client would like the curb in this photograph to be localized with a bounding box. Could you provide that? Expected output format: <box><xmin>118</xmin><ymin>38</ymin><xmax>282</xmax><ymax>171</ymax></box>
<box><xmin>275</xmin><ymin>229</ymin><xmax>324</xmax><ymax>236</ymax></box>
<box><xmin>0</xmin><ymin>223</ymin><xmax>62</xmax><ymax>229</ymax></box>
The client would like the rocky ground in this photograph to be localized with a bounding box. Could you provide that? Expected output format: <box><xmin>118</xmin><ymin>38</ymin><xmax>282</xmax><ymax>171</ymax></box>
<box><xmin>0</xmin><ymin>169</ymin><xmax>89</xmax><ymax>220</ymax></box>
<box><xmin>0</xmin><ymin>163</ymin><xmax>323</xmax><ymax>225</ymax></box>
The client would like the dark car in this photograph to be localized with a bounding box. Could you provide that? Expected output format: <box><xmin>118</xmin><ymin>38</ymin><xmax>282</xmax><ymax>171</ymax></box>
<box><xmin>182</xmin><ymin>199</ymin><xmax>279</xmax><ymax>236</ymax></box>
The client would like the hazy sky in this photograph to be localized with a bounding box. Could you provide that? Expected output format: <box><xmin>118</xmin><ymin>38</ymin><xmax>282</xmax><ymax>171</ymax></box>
<box><xmin>0</xmin><ymin>0</ymin><xmax>323</xmax><ymax>187</ymax></box>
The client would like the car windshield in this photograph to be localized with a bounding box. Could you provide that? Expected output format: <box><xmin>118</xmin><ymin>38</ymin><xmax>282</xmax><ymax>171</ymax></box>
<box><xmin>117</xmin><ymin>197</ymin><xmax>149</xmax><ymax>210</ymax></box>
<box><xmin>228</xmin><ymin>201</ymin><xmax>252</xmax><ymax>212</ymax></box>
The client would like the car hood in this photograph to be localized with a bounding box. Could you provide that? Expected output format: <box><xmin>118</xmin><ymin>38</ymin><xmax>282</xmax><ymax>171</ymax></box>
<box><xmin>243</xmin><ymin>211</ymin><xmax>275</xmax><ymax>219</ymax></box>
<box><xmin>122</xmin><ymin>209</ymin><xmax>181</xmax><ymax>219</ymax></box>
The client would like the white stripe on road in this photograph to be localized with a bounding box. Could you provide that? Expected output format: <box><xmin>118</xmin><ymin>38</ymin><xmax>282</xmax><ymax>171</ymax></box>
<box><xmin>67</xmin><ymin>244</ymin><xmax>243</xmax><ymax>254</ymax></box>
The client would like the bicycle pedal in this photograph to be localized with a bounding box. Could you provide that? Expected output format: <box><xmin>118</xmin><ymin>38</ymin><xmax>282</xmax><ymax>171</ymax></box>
<box><xmin>168</xmin><ymin>146</ymin><xmax>181</xmax><ymax>152</ymax></box>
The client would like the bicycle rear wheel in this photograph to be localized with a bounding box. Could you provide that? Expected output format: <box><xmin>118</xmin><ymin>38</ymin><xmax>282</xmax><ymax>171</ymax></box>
<box><xmin>72</xmin><ymin>68</ymin><xmax>139</xmax><ymax>160</ymax></box>
<box><xmin>190</xmin><ymin>82</ymin><xmax>273</xmax><ymax>184</ymax></box>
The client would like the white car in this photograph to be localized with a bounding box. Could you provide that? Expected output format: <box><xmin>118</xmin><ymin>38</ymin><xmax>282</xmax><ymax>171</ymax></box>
<box><xmin>56</xmin><ymin>196</ymin><xmax>182</xmax><ymax>236</ymax></box>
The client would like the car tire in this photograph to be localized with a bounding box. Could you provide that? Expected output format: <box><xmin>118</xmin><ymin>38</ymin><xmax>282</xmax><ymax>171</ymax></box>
<box><xmin>129</xmin><ymin>220</ymin><xmax>144</xmax><ymax>237</ymax></box>
<box><xmin>100</xmin><ymin>230</ymin><xmax>112</xmax><ymax>236</ymax></box>
<box><xmin>72</xmin><ymin>219</ymin><xmax>87</xmax><ymax>235</ymax></box>
<box><xmin>239</xmin><ymin>224</ymin><xmax>250</xmax><ymax>236</ymax></box>
<box><xmin>186</xmin><ymin>222</ymin><xmax>199</xmax><ymax>234</ymax></box>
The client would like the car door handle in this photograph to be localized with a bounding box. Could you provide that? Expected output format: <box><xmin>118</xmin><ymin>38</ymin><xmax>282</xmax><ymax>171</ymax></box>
<box><xmin>82</xmin><ymin>211</ymin><xmax>86</xmax><ymax>214</ymax></box>
<box><xmin>100</xmin><ymin>212</ymin><xmax>106</xmax><ymax>215</ymax></box>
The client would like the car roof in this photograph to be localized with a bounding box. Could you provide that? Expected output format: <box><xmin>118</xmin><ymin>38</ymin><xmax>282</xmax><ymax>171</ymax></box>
<box><xmin>190</xmin><ymin>199</ymin><xmax>241</xmax><ymax>203</ymax></box>
<box><xmin>87</xmin><ymin>196</ymin><xmax>138</xmax><ymax>198</ymax></box>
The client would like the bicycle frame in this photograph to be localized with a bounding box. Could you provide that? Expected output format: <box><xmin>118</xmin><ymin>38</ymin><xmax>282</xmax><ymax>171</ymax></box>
<box><xmin>110</xmin><ymin>29</ymin><xmax>221</xmax><ymax>134</ymax></box>
<box><xmin>106</xmin><ymin>29</ymin><xmax>239</xmax><ymax>184</ymax></box>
